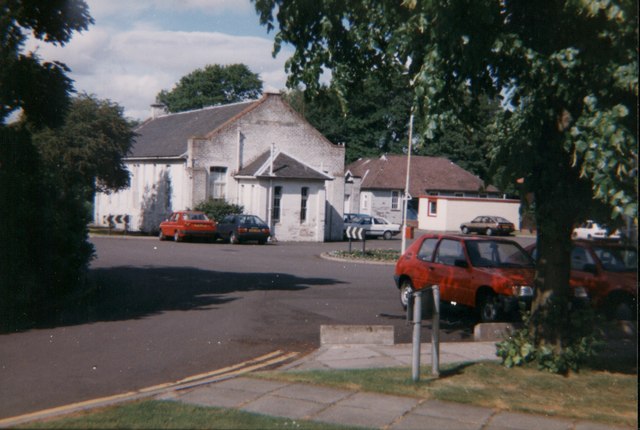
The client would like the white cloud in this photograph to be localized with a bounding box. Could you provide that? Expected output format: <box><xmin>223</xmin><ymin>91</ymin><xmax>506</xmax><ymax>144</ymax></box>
<box><xmin>25</xmin><ymin>8</ymin><xmax>290</xmax><ymax>121</ymax></box>
<box><xmin>87</xmin><ymin>0</ymin><xmax>251</xmax><ymax>21</ymax></box>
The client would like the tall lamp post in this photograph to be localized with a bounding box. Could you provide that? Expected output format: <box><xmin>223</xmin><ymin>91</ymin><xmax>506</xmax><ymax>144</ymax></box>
<box><xmin>401</xmin><ymin>112</ymin><xmax>414</xmax><ymax>255</ymax></box>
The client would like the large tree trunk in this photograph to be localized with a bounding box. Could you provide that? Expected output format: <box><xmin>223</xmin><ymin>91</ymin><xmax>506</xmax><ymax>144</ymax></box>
<box><xmin>528</xmin><ymin>118</ymin><xmax>591</xmax><ymax>353</ymax></box>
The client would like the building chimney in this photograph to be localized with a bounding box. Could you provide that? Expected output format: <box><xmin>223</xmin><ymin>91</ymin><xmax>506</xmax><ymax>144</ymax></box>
<box><xmin>150</xmin><ymin>103</ymin><xmax>167</xmax><ymax>119</ymax></box>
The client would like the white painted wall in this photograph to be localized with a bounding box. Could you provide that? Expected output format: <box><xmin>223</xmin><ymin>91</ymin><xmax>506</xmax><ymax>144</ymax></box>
<box><xmin>94</xmin><ymin>160</ymin><xmax>189</xmax><ymax>232</ymax></box>
<box><xmin>418</xmin><ymin>197</ymin><xmax>521</xmax><ymax>232</ymax></box>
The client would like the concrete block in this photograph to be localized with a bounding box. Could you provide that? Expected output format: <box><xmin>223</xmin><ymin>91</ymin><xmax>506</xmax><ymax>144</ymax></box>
<box><xmin>320</xmin><ymin>325</ymin><xmax>394</xmax><ymax>345</ymax></box>
<box><xmin>473</xmin><ymin>323</ymin><xmax>522</xmax><ymax>342</ymax></box>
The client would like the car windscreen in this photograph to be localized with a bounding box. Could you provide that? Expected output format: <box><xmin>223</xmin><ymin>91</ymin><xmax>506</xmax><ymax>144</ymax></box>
<box><xmin>592</xmin><ymin>245</ymin><xmax>637</xmax><ymax>272</ymax></box>
<box><xmin>466</xmin><ymin>241</ymin><xmax>534</xmax><ymax>268</ymax></box>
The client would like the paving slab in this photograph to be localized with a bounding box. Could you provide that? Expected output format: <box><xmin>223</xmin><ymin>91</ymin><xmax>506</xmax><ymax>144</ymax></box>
<box><xmin>390</xmin><ymin>413</ymin><xmax>485</xmax><ymax>430</ymax></box>
<box><xmin>410</xmin><ymin>399</ymin><xmax>495</xmax><ymax>424</ymax></box>
<box><xmin>271</xmin><ymin>383</ymin><xmax>353</xmax><ymax>404</ymax></box>
<box><xmin>240</xmin><ymin>395</ymin><xmax>329</xmax><ymax>420</ymax></box>
<box><xmin>172</xmin><ymin>385</ymin><xmax>264</xmax><ymax>409</ymax></box>
<box><xmin>485</xmin><ymin>411</ymin><xmax>574</xmax><ymax>430</ymax></box>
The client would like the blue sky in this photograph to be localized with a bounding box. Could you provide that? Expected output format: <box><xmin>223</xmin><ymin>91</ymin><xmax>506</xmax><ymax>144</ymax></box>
<box><xmin>26</xmin><ymin>0</ymin><xmax>291</xmax><ymax>120</ymax></box>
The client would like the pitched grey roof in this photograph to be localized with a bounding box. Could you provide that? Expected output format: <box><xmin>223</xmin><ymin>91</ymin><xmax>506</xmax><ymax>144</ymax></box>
<box><xmin>237</xmin><ymin>151</ymin><xmax>332</xmax><ymax>181</ymax></box>
<box><xmin>346</xmin><ymin>154</ymin><xmax>498</xmax><ymax>195</ymax></box>
<box><xmin>129</xmin><ymin>100</ymin><xmax>256</xmax><ymax>158</ymax></box>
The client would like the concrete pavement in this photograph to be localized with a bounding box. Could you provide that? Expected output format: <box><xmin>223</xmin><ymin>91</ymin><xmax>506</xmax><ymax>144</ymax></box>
<box><xmin>159</xmin><ymin>326</ymin><xmax>636</xmax><ymax>430</ymax></box>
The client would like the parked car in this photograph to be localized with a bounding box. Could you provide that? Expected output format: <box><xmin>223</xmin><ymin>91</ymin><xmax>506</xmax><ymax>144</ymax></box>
<box><xmin>346</xmin><ymin>215</ymin><xmax>401</xmax><ymax>240</ymax></box>
<box><xmin>343</xmin><ymin>213</ymin><xmax>368</xmax><ymax>223</ymax></box>
<box><xmin>527</xmin><ymin>241</ymin><xmax>637</xmax><ymax>320</ymax></box>
<box><xmin>159</xmin><ymin>211</ymin><xmax>217</xmax><ymax>242</ymax></box>
<box><xmin>216</xmin><ymin>214</ymin><xmax>270</xmax><ymax>244</ymax></box>
<box><xmin>572</xmin><ymin>220</ymin><xmax>621</xmax><ymax>241</ymax></box>
<box><xmin>394</xmin><ymin>234</ymin><xmax>537</xmax><ymax>322</ymax></box>
<box><xmin>460</xmin><ymin>216</ymin><xmax>515</xmax><ymax>236</ymax></box>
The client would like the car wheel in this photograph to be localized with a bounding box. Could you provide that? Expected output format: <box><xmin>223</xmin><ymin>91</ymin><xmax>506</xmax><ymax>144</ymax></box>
<box><xmin>478</xmin><ymin>292</ymin><xmax>501</xmax><ymax>322</ymax></box>
<box><xmin>383</xmin><ymin>231</ymin><xmax>392</xmax><ymax>240</ymax></box>
<box><xmin>230</xmin><ymin>232</ymin><xmax>240</xmax><ymax>244</ymax></box>
<box><xmin>399</xmin><ymin>280</ymin><xmax>414</xmax><ymax>310</ymax></box>
<box><xmin>485</xmin><ymin>228</ymin><xmax>494</xmax><ymax>236</ymax></box>
<box><xmin>159</xmin><ymin>230</ymin><xmax>166</xmax><ymax>241</ymax></box>
<box><xmin>258</xmin><ymin>238</ymin><xmax>267</xmax><ymax>245</ymax></box>
<box><xmin>174</xmin><ymin>231</ymin><xmax>182</xmax><ymax>242</ymax></box>
<box><xmin>605</xmin><ymin>295</ymin><xmax>637</xmax><ymax>321</ymax></box>
<box><xmin>462</xmin><ymin>226</ymin><xmax>469</xmax><ymax>234</ymax></box>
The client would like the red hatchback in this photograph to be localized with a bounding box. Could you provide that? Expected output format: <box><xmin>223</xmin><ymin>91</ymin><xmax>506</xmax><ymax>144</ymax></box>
<box><xmin>527</xmin><ymin>241</ymin><xmax>637</xmax><ymax>320</ymax></box>
<box><xmin>159</xmin><ymin>211</ymin><xmax>217</xmax><ymax>242</ymax></box>
<box><xmin>394</xmin><ymin>234</ymin><xmax>537</xmax><ymax>322</ymax></box>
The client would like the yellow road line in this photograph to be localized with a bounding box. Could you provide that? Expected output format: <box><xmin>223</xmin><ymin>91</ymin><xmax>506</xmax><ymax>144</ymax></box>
<box><xmin>0</xmin><ymin>350</ymin><xmax>298</xmax><ymax>428</ymax></box>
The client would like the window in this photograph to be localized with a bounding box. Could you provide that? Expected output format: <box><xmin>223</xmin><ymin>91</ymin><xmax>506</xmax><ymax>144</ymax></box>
<box><xmin>391</xmin><ymin>191</ymin><xmax>400</xmax><ymax>210</ymax></box>
<box><xmin>417</xmin><ymin>238</ymin><xmax>438</xmax><ymax>262</ymax></box>
<box><xmin>361</xmin><ymin>193</ymin><xmax>370</xmax><ymax>211</ymax></box>
<box><xmin>428</xmin><ymin>199</ymin><xmax>438</xmax><ymax>216</ymax></box>
<box><xmin>272</xmin><ymin>186</ymin><xmax>282</xmax><ymax>222</ymax></box>
<box><xmin>209</xmin><ymin>166</ymin><xmax>227</xmax><ymax>200</ymax></box>
<box><xmin>300</xmin><ymin>187</ymin><xmax>309</xmax><ymax>222</ymax></box>
<box><xmin>434</xmin><ymin>239</ymin><xmax>464</xmax><ymax>266</ymax></box>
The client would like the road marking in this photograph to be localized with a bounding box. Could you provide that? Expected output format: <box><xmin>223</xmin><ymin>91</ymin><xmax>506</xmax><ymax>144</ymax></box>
<box><xmin>0</xmin><ymin>350</ymin><xmax>298</xmax><ymax>428</ymax></box>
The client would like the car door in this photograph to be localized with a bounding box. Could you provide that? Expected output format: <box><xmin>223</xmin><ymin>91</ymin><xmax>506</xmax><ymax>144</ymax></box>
<box><xmin>218</xmin><ymin>215</ymin><xmax>235</xmax><ymax>238</ymax></box>
<box><xmin>163</xmin><ymin>212</ymin><xmax>180</xmax><ymax>236</ymax></box>
<box><xmin>431</xmin><ymin>238</ymin><xmax>473</xmax><ymax>305</ymax></box>
<box><xmin>406</xmin><ymin>237</ymin><xmax>439</xmax><ymax>292</ymax></box>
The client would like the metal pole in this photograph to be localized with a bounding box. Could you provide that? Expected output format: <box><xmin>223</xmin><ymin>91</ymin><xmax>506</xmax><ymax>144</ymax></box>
<box><xmin>432</xmin><ymin>285</ymin><xmax>440</xmax><ymax>378</ymax></box>
<box><xmin>411</xmin><ymin>290</ymin><xmax>422</xmax><ymax>382</ymax></box>
<box><xmin>401</xmin><ymin>113</ymin><xmax>414</xmax><ymax>255</ymax></box>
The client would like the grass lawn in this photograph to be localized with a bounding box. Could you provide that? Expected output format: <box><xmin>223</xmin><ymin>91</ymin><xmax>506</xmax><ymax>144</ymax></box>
<box><xmin>254</xmin><ymin>361</ymin><xmax>637</xmax><ymax>428</ymax></box>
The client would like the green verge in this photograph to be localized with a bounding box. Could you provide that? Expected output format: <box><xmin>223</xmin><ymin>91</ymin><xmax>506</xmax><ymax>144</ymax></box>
<box><xmin>328</xmin><ymin>249</ymin><xmax>400</xmax><ymax>263</ymax></box>
<box><xmin>18</xmin><ymin>400</ymin><xmax>366</xmax><ymax>430</ymax></box>
<box><xmin>253</xmin><ymin>361</ymin><xmax>637</xmax><ymax>428</ymax></box>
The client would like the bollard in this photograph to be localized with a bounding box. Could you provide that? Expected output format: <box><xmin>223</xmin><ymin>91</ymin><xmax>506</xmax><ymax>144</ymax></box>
<box><xmin>411</xmin><ymin>291</ymin><xmax>422</xmax><ymax>382</ymax></box>
<box><xmin>431</xmin><ymin>285</ymin><xmax>440</xmax><ymax>378</ymax></box>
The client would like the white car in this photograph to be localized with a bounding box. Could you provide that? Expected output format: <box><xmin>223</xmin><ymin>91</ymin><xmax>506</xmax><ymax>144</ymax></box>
<box><xmin>572</xmin><ymin>220</ymin><xmax>621</xmax><ymax>241</ymax></box>
<box><xmin>347</xmin><ymin>215</ymin><xmax>401</xmax><ymax>240</ymax></box>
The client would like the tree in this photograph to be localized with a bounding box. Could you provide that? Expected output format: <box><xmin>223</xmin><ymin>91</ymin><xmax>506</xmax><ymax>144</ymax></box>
<box><xmin>32</xmin><ymin>94</ymin><xmax>135</xmax><ymax>194</ymax></box>
<box><xmin>252</xmin><ymin>0</ymin><xmax>638</xmax><ymax>371</ymax></box>
<box><xmin>286</xmin><ymin>69</ymin><xmax>418</xmax><ymax>164</ymax></box>
<box><xmin>157</xmin><ymin>64</ymin><xmax>263</xmax><ymax>113</ymax></box>
<box><xmin>1</xmin><ymin>0</ymin><xmax>93</xmax><ymax>128</ymax></box>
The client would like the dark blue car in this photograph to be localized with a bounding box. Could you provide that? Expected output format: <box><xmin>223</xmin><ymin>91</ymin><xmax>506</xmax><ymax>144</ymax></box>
<box><xmin>217</xmin><ymin>214</ymin><xmax>271</xmax><ymax>244</ymax></box>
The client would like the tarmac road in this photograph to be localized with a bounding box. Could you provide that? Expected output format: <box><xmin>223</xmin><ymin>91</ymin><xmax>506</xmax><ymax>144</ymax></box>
<box><xmin>0</xmin><ymin>233</ymin><xmax>535</xmax><ymax>419</ymax></box>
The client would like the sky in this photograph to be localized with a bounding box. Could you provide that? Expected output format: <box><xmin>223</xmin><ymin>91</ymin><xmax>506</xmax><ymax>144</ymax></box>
<box><xmin>25</xmin><ymin>0</ymin><xmax>292</xmax><ymax>121</ymax></box>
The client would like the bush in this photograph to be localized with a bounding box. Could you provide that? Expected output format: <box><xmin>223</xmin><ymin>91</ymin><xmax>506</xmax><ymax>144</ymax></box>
<box><xmin>496</xmin><ymin>306</ymin><xmax>601</xmax><ymax>374</ymax></box>
<box><xmin>194</xmin><ymin>199</ymin><xmax>243</xmax><ymax>222</ymax></box>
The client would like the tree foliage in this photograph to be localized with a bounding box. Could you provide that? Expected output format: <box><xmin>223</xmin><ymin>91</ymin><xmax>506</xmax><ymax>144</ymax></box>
<box><xmin>0</xmin><ymin>0</ymin><xmax>93</xmax><ymax>128</ymax></box>
<box><xmin>157</xmin><ymin>64</ymin><xmax>263</xmax><ymax>113</ymax></box>
<box><xmin>252</xmin><ymin>0</ymin><xmax>638</xmax><ymax>369</ymax></box>
<box><xmin>32</xmin><ymin>94</ymin><xmax>135</xmax><ymax>193</ymax></box>
<box><xmin>285</xmin><ymin>69</ymin><xmax>417</xmax><ymax>164</ymax></box>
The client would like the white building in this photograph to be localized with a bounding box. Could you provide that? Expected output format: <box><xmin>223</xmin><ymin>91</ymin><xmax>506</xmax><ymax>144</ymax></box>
<box><xmin>94</xmin><ymin>93</ymin><xmax>346</xmax><ymax>241</ymax></box>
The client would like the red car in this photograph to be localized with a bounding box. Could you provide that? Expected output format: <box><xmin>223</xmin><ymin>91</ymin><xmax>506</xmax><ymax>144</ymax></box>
<box><xmin>159</xmin><ymin>211</ymin><xmax>217</xmax><ymax>242</ymax></box>
<box><xmin>394</xmin><ymin>234</ymin><xmax>537</xmax><ymax>322</ymax></box>
<box><xmin>527</xmin><ymin>241</ymin><xmax>637</xmax><ymax>320</ymax></box>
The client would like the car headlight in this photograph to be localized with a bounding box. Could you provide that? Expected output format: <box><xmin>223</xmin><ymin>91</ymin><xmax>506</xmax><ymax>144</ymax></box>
<box><xmin>512</xmin><ymin>286</ymin><xmax>533</xmax><ymax>297</ymax></box>
<box><xmin>573</xmin><ymin>287</ymin><xmax>589</xmax><ymax>299</ymax></box>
